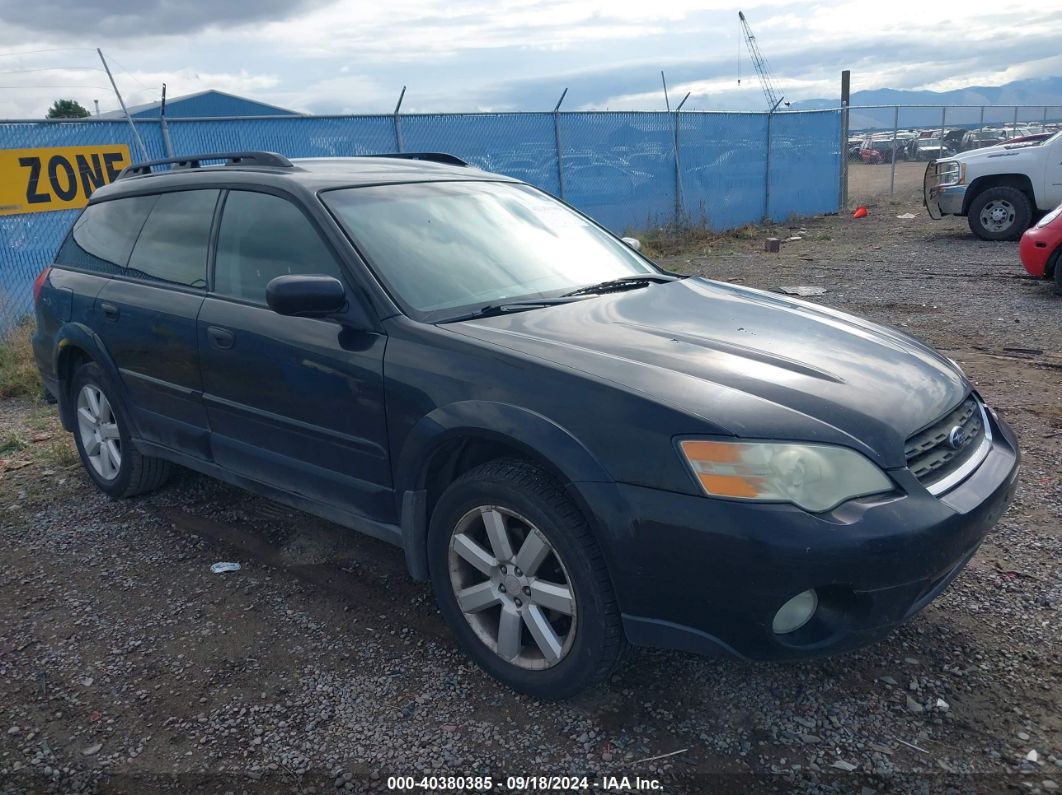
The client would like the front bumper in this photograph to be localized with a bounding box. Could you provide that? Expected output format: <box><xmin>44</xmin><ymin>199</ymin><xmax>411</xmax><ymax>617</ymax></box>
<box><xmin>579</xmin><ymin>408</ymin><xmax>1019</xmax><ymax>661</ymax></box>
<box><xmin>923</xmin><ymin>162</ymin><xmax>966</xmax><ymax>218</ymax></box>
<box><xmin>1018</xmin><ymin>224</ymin><xmax>1060</xmax><ymax>279</ymax></box>
<box><xmin>925</xmin><ymin>185</ymin><xmax>966</xmax><ymax>218</ymax></box>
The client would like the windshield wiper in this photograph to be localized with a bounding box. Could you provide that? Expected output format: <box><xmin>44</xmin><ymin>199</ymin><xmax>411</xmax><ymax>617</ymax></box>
<box><xmin>561</xmin><ymin>273</ymin><xmax>679</xmax><ymax>298</ymax></box>
<box><xmin>440</xmin><ymin>297</ymin><xmax>582</xmax><ymax>323</ymax></box>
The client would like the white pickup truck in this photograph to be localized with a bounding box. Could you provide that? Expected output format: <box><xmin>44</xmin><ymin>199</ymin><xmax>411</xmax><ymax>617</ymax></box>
<box><xmin>924</xmin><ymin>130</ymin><xmax>1062</xmax><ymax>240</ymax></box>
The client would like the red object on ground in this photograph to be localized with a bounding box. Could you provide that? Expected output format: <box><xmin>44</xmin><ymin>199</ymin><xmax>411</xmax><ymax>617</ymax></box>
<box><xmin>1018</xmin><ymin>205</ymin><xmax>1062</xmax><ymax>279</ymax></box>
<box><xmin>852</xmin><ymin>206</ymin><xmax>868</xmax><ymax>219</ymax></box>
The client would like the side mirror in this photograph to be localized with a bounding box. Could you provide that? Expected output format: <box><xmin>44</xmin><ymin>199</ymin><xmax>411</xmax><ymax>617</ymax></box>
<box><xmin>266</xmin><ymin>274</ymin><xmax>346</xmax><ymax>318</ymax></box>
<box><xmin>621</xmin><ymin>237</ymin><xmax>642</xmax><ymax>252</ymax></box>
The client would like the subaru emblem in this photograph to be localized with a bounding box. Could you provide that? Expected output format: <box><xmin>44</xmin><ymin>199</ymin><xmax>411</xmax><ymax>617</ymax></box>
<box><xmin>947</xmin><ymin>426</ymin><xmax>967</xmax><ymax>450</ymax></box>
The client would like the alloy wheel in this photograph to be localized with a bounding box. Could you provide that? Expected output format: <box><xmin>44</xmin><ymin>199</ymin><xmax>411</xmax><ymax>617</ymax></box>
<box><xmin>76</xmin><ymin>384</ymin><xmax>121</xmax><ymax>480</ymax></box>
<box><xmin>448</xmin><ymin>505</ymin><xmax>577</xmax><ymax>670</ymax></box>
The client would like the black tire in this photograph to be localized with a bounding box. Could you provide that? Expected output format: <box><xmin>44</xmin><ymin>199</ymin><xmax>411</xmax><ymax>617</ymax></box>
<box><xmin>70</xmin><ymin>361</ymin><xmax>171</xmax><ymax>499</ymax></box>
<box><xmin>967</xmin><ymin>186</ymin><xmax>1033</xmax><ymax>241</ymax></box>
<box><xmin>1052</xmin><ymin>250</ymin><xmax>1062</xmax><ymax>296</ymax></box>
<box><xmin>427</xmin><ymin>459</ymin><xmax>624</xmax><ymax>699</ymax></box>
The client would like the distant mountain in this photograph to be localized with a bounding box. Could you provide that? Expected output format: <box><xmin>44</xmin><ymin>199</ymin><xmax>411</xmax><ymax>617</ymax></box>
<box><xmin>791</xmin><ymin>77</ymin><xmax>1062</xmax><ymax>130</ymax></box>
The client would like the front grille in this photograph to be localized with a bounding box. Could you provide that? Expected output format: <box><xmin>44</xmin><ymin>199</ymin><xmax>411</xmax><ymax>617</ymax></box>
<box><xmin>905</xmin><ymin>396</ymin><xmax>986</xmax><ymax>486</ymax></box>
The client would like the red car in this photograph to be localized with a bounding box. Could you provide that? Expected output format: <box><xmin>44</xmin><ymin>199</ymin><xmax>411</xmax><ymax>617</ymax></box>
<box><xmin>1019</xmin><ymin>203</ymin><xmax>1062</xmax><ymax>293</ymax></box>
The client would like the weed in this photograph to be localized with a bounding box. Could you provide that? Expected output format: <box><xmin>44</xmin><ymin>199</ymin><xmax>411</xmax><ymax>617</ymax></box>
<box><xmin>1</xmin><ymin>432</ymin><xmax>30</xmax><ymax>455</ymax></box>
<box><xmin>0</xmin><ymin>319</ymin><xmax>41</xmax><ymax>400</ymax></box>
<box><xmin>41</xmin><ymin>435</ymin><xmax>79</xmax><ymax>469</ymax></box>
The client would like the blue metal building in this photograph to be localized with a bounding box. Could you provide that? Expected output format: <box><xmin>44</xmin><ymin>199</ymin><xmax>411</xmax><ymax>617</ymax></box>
<box><xmin>101</xmin><ymin>89</ymin><xmax>299</xmax><ymax>119</ymax></box>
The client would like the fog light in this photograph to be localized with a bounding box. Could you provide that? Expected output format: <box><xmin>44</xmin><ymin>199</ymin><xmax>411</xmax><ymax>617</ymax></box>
<box><xmin>772</xmin><ymin>589</ymin><xmax>818</xmax><ymax>634</ymax></box>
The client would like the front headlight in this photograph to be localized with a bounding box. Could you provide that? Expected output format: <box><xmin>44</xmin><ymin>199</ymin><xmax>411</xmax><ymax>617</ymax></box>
<box><xmin>935</xmin><ymin>161</ymin><xmax>964</xmax><ymax>187</ymax></box>
<box><xmin>678</xmin><ymin>440</ymin><xmax>893</xmax><ymax>513</ymax></box>
<box><xmin>1036</xmin><ymin>203</ymin><xmax>1062</xmax><ymax>229</ymax></box>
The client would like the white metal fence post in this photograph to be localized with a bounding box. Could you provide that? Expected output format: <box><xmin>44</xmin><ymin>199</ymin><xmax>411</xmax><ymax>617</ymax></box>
<box><xmin>674</xmin><ymin>92</ymin><xmax>690</xmax><ymax>227</ymax></box>
<box><xmin>839</xmin><ymin>70</ymin><xmax>850</xmax><ymax>212</ymax></box>
<box><xmin>890</xmin><ymin>106</ymin><xmax>899</xmax><ymax>196</ymax></box>
<box><xmin>553</xmin><ymin>88</ymin><xmax>567</xmax><ymax>201</ymax></box>
<box><xmin>764</xmin><ymin>96</ymin><xmax>784</xmax><ymax>222</ymax></box>
<box><xmin>392</xmin><ymin>86</ymin><xmax>406</xmax><ymax>153</ymax></box>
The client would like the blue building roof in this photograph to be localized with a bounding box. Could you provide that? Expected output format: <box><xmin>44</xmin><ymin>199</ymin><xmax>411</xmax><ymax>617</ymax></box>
<box><xmin>102</xmin><ymin>89</ymin><xmax>299</xmax><ymax>119</ymax></box>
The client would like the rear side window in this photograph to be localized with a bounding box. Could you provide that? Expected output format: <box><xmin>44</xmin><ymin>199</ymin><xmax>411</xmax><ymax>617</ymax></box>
<box><xmin>126</xmin><ymin>190</ymin><xmax>220</xmax><ymax>288</ymax></box>
<box><xmin>55</xmin><ymin>196</ymin><xmax>157</xmax><ymax>274</ymax></box>
<box><xmin>213</xmin><ymin>190</ymin><xmax>343</xmax><ymax>303</ymax></box>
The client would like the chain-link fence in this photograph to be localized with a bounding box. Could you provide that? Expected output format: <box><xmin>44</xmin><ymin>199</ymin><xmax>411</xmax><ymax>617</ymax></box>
<box><xmin>1</xmin><ymin>109</ymin><xmax>842</xmax><ymax>329</ymax></box>
<box><xmin>841</xmin><ymin>104</ymin><xmax>1062</xmax><ymax>207</ymax></box>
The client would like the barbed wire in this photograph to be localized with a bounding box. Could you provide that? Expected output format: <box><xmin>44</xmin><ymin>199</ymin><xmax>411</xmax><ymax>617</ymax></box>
<box><xmin>0</xmin><ymin>84</ymin><xmax>113</xmax><ymax>90</ymax></box>
<box><xmin>99</xmin><ymin>54</ymin><xmax>154</xmax><ymax>92</ymax></box>
<box><xmin>0</xmin><ymin>67</ymin><xmax>104</xmax><ymax>75</ymax></box>
<box><xmin>0</xmin><ymin>47</ymin><xmax>98</xmax><ymax>59</ymax></box>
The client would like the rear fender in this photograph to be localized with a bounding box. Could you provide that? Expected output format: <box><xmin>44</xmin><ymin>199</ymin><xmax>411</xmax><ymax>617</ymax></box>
<box><xmin>52</xmin><ymin>322</ymin><xmax>135</xmax><ymax>435</ymax></box>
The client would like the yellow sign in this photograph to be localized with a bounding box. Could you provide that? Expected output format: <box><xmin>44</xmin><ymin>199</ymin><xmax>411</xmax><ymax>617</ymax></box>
<box><xmin>0</xmin><ymin>144</ymin><xmax>131</xmax><ymax>216</ymax></box>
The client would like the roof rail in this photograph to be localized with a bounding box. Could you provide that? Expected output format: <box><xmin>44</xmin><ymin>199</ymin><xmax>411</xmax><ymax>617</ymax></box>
<box><xmin>116</xmin><ymin>151</ymin><xmax>294</xmax><ymax>179</ymax></box>
<box><xmin>375</xmin><ymin>152</ymin><xmax>469</xmax><ymax>167</ymax></box>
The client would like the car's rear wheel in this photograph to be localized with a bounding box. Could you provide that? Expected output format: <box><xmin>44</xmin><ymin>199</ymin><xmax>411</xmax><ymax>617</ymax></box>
<box><xmin>967</xmin><ymin>186</ymin><xmax>1032</xmax><ymax>241</ymax></box>
<box><xmin>428</xmin><ymin>459</ymin><xmax>623</xmax><ymax>699</ymax></box>
<box><xmin>71</xmin><ymin>362</ymin><xmax>171</xmax><ymax>498</ymax></box>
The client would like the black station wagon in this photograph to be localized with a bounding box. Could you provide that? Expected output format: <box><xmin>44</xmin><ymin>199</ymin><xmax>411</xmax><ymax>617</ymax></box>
<box><xmin>32</xmin><ymin>151</ymin><xmax>1020</xmax><ymax>698</ymax></box>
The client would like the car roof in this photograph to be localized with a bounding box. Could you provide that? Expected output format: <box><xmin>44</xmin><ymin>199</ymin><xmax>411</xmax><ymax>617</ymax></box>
<box><xmin>91</xmin><ymin>152</ymin><xmax>517</xmax><ymax>202</ymax></box>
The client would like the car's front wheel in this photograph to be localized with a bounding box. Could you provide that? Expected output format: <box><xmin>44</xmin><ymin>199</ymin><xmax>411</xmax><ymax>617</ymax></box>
<box><xmin>71</xmin><ymin>362</ymin><xmax>171</xmax><ymax>499</ymax></box>
<box><xmin>428</xmin><ymin>459</ymin><xmax>623</xmax><ymax>699</ymax></box>
<box><xmin>967</xmin><ymin>186</ymin><xmax>1032</xmax><ymax>241</ymax></box>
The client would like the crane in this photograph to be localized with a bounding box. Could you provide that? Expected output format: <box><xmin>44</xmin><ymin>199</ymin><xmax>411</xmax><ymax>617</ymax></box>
<box><xmin>738</xmin><ymin>11</ymin><xmax>787</xmax><ymax>111</ymax></box>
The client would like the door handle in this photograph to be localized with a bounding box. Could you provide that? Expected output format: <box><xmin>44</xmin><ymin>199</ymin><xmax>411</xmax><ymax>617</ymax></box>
<box><xmin>100</xmin><ymin>301</ymin><xmax>119</xmax><ymax>321</ymax></box>
<box><xmin>207</xmin><ymin>326</ymin><xmax>235</xmax><ymax>350</ymax></box>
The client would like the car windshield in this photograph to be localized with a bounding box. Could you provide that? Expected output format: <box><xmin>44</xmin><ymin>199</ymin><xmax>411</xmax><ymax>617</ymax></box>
<box><xmin>321</xmin><ymin>181</ymin><xmax>656</xmax><ymax>321</ymax></box>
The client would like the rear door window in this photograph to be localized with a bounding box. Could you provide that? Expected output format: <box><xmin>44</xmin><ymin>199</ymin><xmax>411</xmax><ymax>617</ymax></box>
<box><xmin>213</xmin><ymin>190</ymin><xmax>343</xmax><ymax>304</ymax></box>
<box><xmin>55</xmin><ymin>195</ymin><xmax>157</xmax><ymax>274</ymax></box>
<box><xmin>126</xmin><ymin>189</ymin><xmax>220</xmax><ymax>289</ymax></box>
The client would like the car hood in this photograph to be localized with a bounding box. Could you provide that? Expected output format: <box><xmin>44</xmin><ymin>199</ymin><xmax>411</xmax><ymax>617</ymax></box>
<box><xmin>950</xmin><ymin>140</ymin><xmax>1045</xmax><ymax>163</ymax></box>
<box><xmin>445</xmin><ymin>278</ymin><xmax>968</xmax><ymax>467</ymax></box>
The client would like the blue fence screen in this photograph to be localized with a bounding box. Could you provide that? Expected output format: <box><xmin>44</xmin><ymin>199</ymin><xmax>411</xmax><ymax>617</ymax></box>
<box><xmin>0</xmin><ymin>110</ymin><xmax>841</xmax><ymax>328</ymax></box>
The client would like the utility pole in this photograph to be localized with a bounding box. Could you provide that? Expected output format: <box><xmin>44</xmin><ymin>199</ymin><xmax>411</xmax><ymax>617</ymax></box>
<box><xmin>93</xmin><ymin>99</ymin><xmax>100</xmax><ymax>117</ymax></box>
<box><xmin>97</xmin><ymin>48</ymin><xmax>149</xmax><ymax>161</ymax></box>
<box><xmin>660</xmin><ymin>71</ymin><xmax>670</xmax><ymax>112</ymax></box>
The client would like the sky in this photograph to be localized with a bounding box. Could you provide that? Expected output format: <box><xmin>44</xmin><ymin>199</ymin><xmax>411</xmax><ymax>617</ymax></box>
<box><xmin>0</xmin><ymin>0</ymin><xmax>1059</xmax><ymax>118</ymax></box>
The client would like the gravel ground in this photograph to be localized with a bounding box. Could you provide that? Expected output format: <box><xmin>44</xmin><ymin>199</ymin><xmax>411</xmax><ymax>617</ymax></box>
<box><xmin>1</xmin><ymin>198</ymin><xmax>1060</xmax><ymax>795</ymax></box>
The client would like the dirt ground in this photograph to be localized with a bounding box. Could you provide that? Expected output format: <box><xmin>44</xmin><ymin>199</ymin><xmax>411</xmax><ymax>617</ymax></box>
<box><xmin>845</xmin><ymin>160</ymin><xmax>927</xmax><ymax>207</ymax></box>
<box><xmin>1</xmin><ymin>196</ymin><xmax>1060</xmax><ymax>794</ymax></box>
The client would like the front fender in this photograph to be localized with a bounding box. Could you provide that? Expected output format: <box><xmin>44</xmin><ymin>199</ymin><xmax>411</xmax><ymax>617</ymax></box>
<box><xmin>394</xmin><ymin>401</ymin><xmax>615</xmax><ymax>580</ymax></box>
<box><xmin>394</xmin><ymin>400</ymin><xmax>613</xmax><ymax>496</ymax></box>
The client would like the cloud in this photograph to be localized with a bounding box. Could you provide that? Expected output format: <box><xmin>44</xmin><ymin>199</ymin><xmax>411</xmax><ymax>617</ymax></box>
<box><xmin>0</xmin><ymin>65</ymin><xmax>281</xmax><ymax>119</ymax></box>
<box><xmin>0</xmin><ymin>0</ymin><xmax>329</xmax><ymax>37</ymax></box>
<box><xmin>0</xmin><ymin>0</ymin><xmax>1058</xmax><ymax>118</ymax></box>
<box><xmin>457</xmin><ymin>26</ymin><xmax>1062</xmax><ymax>113</ymax></box>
